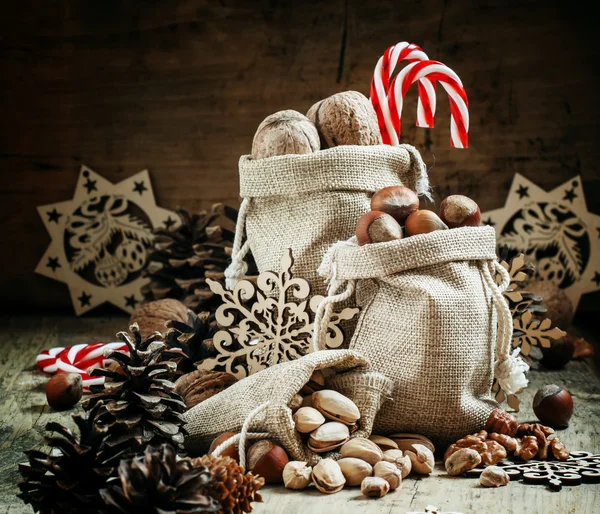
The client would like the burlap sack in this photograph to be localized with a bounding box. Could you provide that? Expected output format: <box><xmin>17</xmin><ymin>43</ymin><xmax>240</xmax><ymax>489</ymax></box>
<box><xmin>223</xmin><ymin>145</ymin><xmax>430</xmax><ymax>298</ymax></box>
<box><xmin>313</xmin><ymin>226</ymin><xmax>529</xmax><ymax>447</ymax></box>
<box><xmin>184</xmin><ymin>349</ymin><xmax>392</xmax><ymax>465</ymax></box>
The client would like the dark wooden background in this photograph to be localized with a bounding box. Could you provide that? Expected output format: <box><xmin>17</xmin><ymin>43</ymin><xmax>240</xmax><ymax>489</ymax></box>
<box><xmin>1</xmin><ymin>0</ymin><xmax>598</xmax><ymax>318</ymax></box>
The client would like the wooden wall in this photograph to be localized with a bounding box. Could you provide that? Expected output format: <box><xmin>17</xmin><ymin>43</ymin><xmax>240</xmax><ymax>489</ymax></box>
<box><xmin>1</xmin><ymin>0</ymin><xmax>598</xmax><ymax>316</ymax></box>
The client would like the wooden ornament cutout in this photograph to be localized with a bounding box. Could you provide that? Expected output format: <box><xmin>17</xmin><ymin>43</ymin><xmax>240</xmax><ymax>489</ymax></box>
<box><xmin>492</xmin><ymin>253</ymin><xmax>566</xmax><ymax>411</ymax></box>
<box><xmin>197</xmin><ymin>249</ymin><xmax>360</xmax><ymax>379</ymax></box>
<box><xmin>483</xmin><ymin>174</ymin><xmax>600</xmax><ymax>311</ymax></box>
<box><xmin>35</xmin><ymin>166</ymin><xmax>176</xmax><ymax>315</ymax></box>
<box><xmin>465</xmin><ymin>451</ymin><xmax>600</xmax><ymax>491</ymax></box>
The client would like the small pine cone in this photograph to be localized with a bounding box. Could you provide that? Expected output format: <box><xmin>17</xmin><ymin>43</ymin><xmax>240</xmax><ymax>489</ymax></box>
<box><xmin>485</xmin><ymin>409</ymin><xmax>518</xmax><ymax>436</ymax></box>
<box><xmin>191</xmin><ymin>454</ymin><xmax>265</xmax><ymax>514</ymax></box>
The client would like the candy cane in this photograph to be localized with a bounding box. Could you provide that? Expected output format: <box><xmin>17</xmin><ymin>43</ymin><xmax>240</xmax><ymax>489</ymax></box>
<box><xmin>390</xmin><ymin>60</ymin><xmax>469</xmax><ymax>148</ymax></box>
<box><xmin>36</xmin><ymin>342</ymin><xmax>129</xmax><ymax>388</ymax></box>
<box><xmin>370</xmin><ymin>42</ymin><xmax>437</xmax><ymax>145</ymax></box>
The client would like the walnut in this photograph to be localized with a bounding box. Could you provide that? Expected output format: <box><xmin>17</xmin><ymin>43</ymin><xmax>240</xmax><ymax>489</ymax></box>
<box><xmin>174</xmin><ymin>370</ymin><xmax>238</xmax><ymax>409</ymax></box>
<box><xmin>515</xmin><ymin>435</ymin><xmax>539</xmax><ymax>461</ymax></box>
<box><xmin>129</xmin><ymin>299</ymin><xmax>190</xmax><ymax>335</ymax></box>
<box><xmin>550</xmin><ymin>438</ymin><xmax>570</xmax><ymax>461</ymax></box>
<box><xmin>489</xmin><ymin>433</ymin><xmax>518</xmax><ymax>452</ymax></box>
<box><xmin>445</xmin><ymin>438</ymin><xmax>506</xmax><ymax>466</ymax></box>
<box><xmin>517</xmin><ymin>423</ymin><xmax>554</xmax><ymax>437</ymax></box>
<box><xmin>485</xmin><ymin>409</ymin><xmax>518</xmax><ymax>436</ymax></box>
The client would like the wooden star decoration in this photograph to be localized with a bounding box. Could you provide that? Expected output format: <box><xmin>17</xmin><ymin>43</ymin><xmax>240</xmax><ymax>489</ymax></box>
<box><xmin>35</xmin><ymin>165</ymin><xmax>176</xmax><ymax>315</ymax></box>
<box><xmin>197</xmin><ymin>249</ymin><xmax>360</xmax><ymax>379</ymax></box>
<box><xmin>465</xmin><ymin>451</ymin><xmax>600</xmax><ymax>491</ymax></box>
<box><xmin>483</xmin><ymin>174</ymin><xmax>600</xmax><ymax>311</ymax></box>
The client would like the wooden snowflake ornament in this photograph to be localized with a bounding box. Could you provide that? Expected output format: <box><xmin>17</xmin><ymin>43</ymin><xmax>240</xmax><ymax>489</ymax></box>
<box><xmin>197</xmin><ymin>249</ymin><xmax>359</xmax><ymax>379</ymax></box>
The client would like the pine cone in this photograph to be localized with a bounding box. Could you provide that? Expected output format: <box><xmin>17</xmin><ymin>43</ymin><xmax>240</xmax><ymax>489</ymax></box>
<box><xmin>190</xmin><ymin>454</ymin><xmax>264</xmax><ymax>514</ymax></box>
<box><xmin>83</xmin><ymin>324</ymin><xmax>187</xmax><ymax>454</ymax></box>
<box><xmin>100</xmin><ymin>444</ymin><xmax>220</xmax><ymax>513</ymax></box>
<box><xmin>164</xmin><ymin>310</ymin><xmax>219</xmax><ymax>375</ymax></box>
<box><xmin>142</xmin><ymin>205</ymin><xmax>238</xmax><ymax>313</ymax></box>
<box><xmin>18</xmin><ymin>404</ymin><xmax>123</xmax><ymax>514</ymax></box>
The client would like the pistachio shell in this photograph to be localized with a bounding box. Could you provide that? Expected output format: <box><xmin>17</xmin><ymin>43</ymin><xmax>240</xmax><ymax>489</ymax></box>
<box><xmin>340</xmin><ymin>437</ymin><xmax>383</xmax><ymax>465</ymax></box>
<box><xmin>382</xmin><ymin>449</ymin><xmax>412</xmax><ymax>478</ymax></box>
<box><xmin>389</xmin><ymin>433</ymin><xmax>436</xmax><ymax>454</ymax></box>
<box><xmin>338</xmin><ymin>457</ymin><xmax>373</xmax><ymax>486</ymax></box>
<box><xmin>308</xmin><ymin>422</ymin><xmax>349</xmax><ymax>453</ymax></box>
<box><xmin>369</xmin><ymin>435</ymin><xmax>399</xmax><ymax>451</ymax></box>
<box><xmin>374</xmin><ymin>461</ymin><xmax>402</xmax><ymax>490</ymax></box>
<box><xmin>293</xmin><ymin>407</ymin><xmax>326</xmax><ymax>433</ymax></box>
<box><xmin>312</xmin><ymin>390</ymin><xmax>361</xmax><ymax>425</ymax></box>
<box><xmin>311</xmin><ymin>458</ymin><xmax>345</xmax><ymax>494</ymax></box>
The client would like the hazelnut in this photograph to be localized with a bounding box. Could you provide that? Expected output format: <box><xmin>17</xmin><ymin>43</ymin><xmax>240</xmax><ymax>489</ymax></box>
<box><xmin>404</xmin><ymin>210</ymin><xmax>448</xmax><ymax>237</ymax></box>
<box><xmin>306</xmin><ymin>91</ymin><xmax>382</xmax><ymax>148</ymax></box>
<box><xmin>251</xmin><ymin>110</ymin><xmax>320</xmax><ymax>160</ymax></box>
<box><xmin>373</xmin><ymin>461</ymin><xmax>402</xmax><ymax>490</ymax></box>
<box><xmin>46</xmin><ymin>373</ymin><xmax>83</xmax><ymax>410</ymax></box>
<box><xmin>480</xmin><ymin>465</ymin><xmax>510</xmax><ymax>487</ymax></box>
<box><xmin>405</xmin><ymin>444</ymin><xmax>435</xmax><ymax>475</ymax></box>
<box><xmin>541</xmin><ymin>334</ymin><xmax>575</xmax><ymax>370</ymax></box>
<box><xmin>533</xmin><ymin>384</ymin><xmax>574</xmax><ymax>428</ymax></box>
<box><xmin>370</xmin><ymin>186</ymin><xmax>419</xmax><ymax>224</ymax></box>
<box><xmin>361</xmin><ymin>476</ymin><xmax>390</xmax><ymax>498</ymax></box>
<box><xmin>247</xmin><ymin>440</ymin><xmax>289</xmax><ymax>484</ymax></box>
<box><xmin>209</xmin><ymin>432</ymin><xmax>240</xmax><ymax>463</ymax></box>
<box><xmin>356</xmin><ymin>211</ymin><xmax>403</xmax><ymax>245</ymax></box>
<box><xmin>445</xmin><ymin>448</ymin><xmax>482</xmax><ymax>476</ymax></box>
<box><xmin>439</xmin><ymin>195</ymin><xmax>481</xmax><ymax>228</ymax></box>
<box><xmin>338</xmin><ymin>457</ymin><xmax>373</xmax><ymax>486</ymax></box>
<box><xmin>283</xmin><ymin>461</ymin><xmax>312</xmax><ymax>489</ymax></box>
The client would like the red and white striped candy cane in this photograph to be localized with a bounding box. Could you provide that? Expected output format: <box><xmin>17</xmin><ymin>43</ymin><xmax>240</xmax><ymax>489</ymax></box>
<box><xmin>36</xmin><ymin>342</ymin><xmax>129</xmax><ymax>388</ymax></box>
<box><xmin>390</xmin><ymin>60</ymin><xmax>469</xmax><ymax>148</ymax></box>
<box><xmin>370</xmin><ymin>42</ymin><xmax>436</xmax><ymax>146</ymax></box>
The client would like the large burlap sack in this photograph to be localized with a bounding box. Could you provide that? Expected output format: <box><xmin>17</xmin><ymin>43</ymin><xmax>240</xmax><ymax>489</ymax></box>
<box><xmin>184</xmin><ymin>349</ymin><xmax>392</xmax><ymax>465</ymax></box>
<box><xmin>223</xmin><ymin>145</ymin><xmax>430</xmax><ymax>298</ymax></box>
<box><xmin>312</xmin><ymin>226</ymin><xmax>529</xmax><ymax>447</ymax></box>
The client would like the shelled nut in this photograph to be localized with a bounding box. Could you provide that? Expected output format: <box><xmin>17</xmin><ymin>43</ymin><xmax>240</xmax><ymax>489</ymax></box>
<box><xmin>307</xmin><ymin>422</ymin><xmax>350</xmax><ymax>453</ymax></box>
<box><xmin>311</xmin><ymin>458</ymin><xmax>345</xmax><ymax>494</ymax></box>
<box><xmin>373</xmin><ymin>461</ymin><xmax>401</xmax><ymax>490</ymax></box>
<box><xmin>405</xmin><ymin>444</ymin><xmax>435</xmax><ymax>475</ymax></box>
<box><xmin>361</xmin><ymin>476</ymin><xmax>390</xmax><ymax>498</ymax></box>
<box><xmin>445</xmin><ymin>448</ymin><xmax>482</xmax><ymax>476</ymax></box>
<box><xmin>293</xmin><ymin>407</ymin><xmax>326</xmax><ymax>433</ymax></box>
<box><xmin>312</xmin><ymin>390</ymin><xmax>361</xmax><ymax>426</ymax></box>
<box><xmin>480</xmin><ymin>466</ymin><xmax>510</xmax><ymax>487</ymax></box>
<box><xmin>283</xmin><ymin>461</ymin><xmax>313</xmax><ymax>490</ymax></box>
<box><xmin>340</xmin><ymin>438</ymin><xmax>383</xmax><ymax>466</ymax></box>
<box><xmin>338</xmin><ymin>457</ymin><xmax>373</xmax><ymax>486</ymax></box>
<box><xmin>382</xmin><ymin>449</ymin><xmax>412</xmax><ymax>478</ymax></box>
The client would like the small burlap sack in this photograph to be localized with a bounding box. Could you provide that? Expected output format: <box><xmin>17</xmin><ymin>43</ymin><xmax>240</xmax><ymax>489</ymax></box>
<box><xmin>184</xmin><ymin>349</ymin><xmax>392</xmax><ymax>466</ymax></box>
<box><xmin>223</xmin><ymin>144</ymin><xmax>430</xmax><ymax>298</ymax></box>
<box><xmin>313</xmin><ymin>226</ymin><xmax>529</xmax><ymax>447</ymax></box>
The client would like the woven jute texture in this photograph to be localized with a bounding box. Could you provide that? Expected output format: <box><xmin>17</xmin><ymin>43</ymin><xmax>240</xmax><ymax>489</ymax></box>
<box><xmin>319</xmin><ymin>226</ymin><xmax>501</xmax><ymax>447</ymax></box>
<box><xmin>238</xmin><ymin>144</ymin><xmax>429</xmax><ymax>297</ymax></box>
<box><xmin>184</xmin><ymin>349</ymin><xmax>392</xmax><ymax>464</ymax></box>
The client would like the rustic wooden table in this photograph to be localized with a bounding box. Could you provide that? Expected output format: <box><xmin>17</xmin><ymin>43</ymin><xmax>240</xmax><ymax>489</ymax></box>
<box><xmin>1</xmin><ymin>316</ymin><xmax>599</xmax><ymax>514</ymax></box>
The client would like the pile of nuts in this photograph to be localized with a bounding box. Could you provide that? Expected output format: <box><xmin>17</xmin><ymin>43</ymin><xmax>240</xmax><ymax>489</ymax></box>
<box><xmin>283</xmin><ymin>433</ymin><xmax>435</xmax><ymax>498</ymax></box>
<box><xmin>443</xmin><ymin>408</ymin><xmax>571</xmax><ymax>487</ymax></box>
<box><xmin>356</xmin><ymin>186</ymin><xmax>481</xmax><ymax>245</ymax></box>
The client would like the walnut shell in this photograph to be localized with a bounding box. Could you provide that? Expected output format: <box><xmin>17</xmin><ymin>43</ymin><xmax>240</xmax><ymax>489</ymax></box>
<box><xmin>307</xmin><ymin>91</ymin><xmax>382</xmax><ymax>148</ymax></box>
<box><xmin>129</xmin><ymin>299</ymin><xmax>189</xmax><ymax>336</ymax></box>
<box><xmin>174</xmin><ymin>370</ymin><xmax>238</xmax><ymax>409</ymax></box>
<box><xmin>251</xmin><ymin>110</ymin><xmax>319</xmax><ymax>159</ymax></box>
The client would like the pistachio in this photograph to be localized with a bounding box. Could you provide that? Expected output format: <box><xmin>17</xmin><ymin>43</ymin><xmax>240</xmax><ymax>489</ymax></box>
<box><xmin>480</xmin><ymin>465</ymin><xmax>510</xmax><ymax>487</ymax></box>
<box><xmin>369</xmin><ymin>435</ymin><xmax>399</xmax><ymax>452</ymax></box>
<box><xmin>283</xmin><ymin>461</ymin><xmax>312</xmax><ymax>489</ymax></box>
<box><xmin>405</xmin><ymin>444</ymin><xmax>435</xmax><ymax>475</ymax></box>
<box><xmin>338</xmin><ymin>457</ymin><xmax>373</xmax><ymax>486</ymax></box>
<box><xmin>301</xmin><ymin>395</ymin><xmax>313</xmax><ymax>408</ymax></box>
<box><xmin>301</xmin><ymin>370</ymin><xmax>326</xmax><ymax>395</ymax></box>
<box><xmin>389</xmin><ymin>433</ymin><xmax>436</xmax><ymax>454</ymax></box>
<box><xmin>288</xmin><ymin>393</ymin><xmax>303</xmax><ymax>413</ymax></box>
<box><xmin>293</xmin><ymin>407</ymin><xmax>326</xmax><ymax>433</ymax></box>
<box><xmin>382</xmin><ymin>449</ymin><xmax>412</xmax><ymax>478</ymax></box>
<box><xmin>311</xmin><ymin>458</ymin><xmax>345</xmax><ymax>494</ymax></box>
<box><xmin>312</xmin><ymin>390</ymin><xmax>361</xmax><ymax>426</ymax></box>
<box><xmin>361</xmin><ymin>476</ymin><xmax>389</xmax><ymax>498</ymax></box>
<box><xmin>445</xmin><ymin>448</ymin><xmax>482</xmax><ymax>476</ymax></box>
<box><xmin>373</xmin><ymin>461</ymin><xmax>401</xmax><ymax>490</ymax></box>
<box><xmin>308</xmin><ymin>422</ymin><xmax>350</xmax><ymax>453</ymax></box>
<box><xmin>340</xmin><ymin>437</ymin><xmax>383</xmax><ymax>466</ymax></box>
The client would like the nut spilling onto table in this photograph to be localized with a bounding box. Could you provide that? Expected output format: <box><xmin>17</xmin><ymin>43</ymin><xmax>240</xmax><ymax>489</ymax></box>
<box><xmin>480</xmin><ymin>465</ymin><xmax>510</xmax><ymax>487</ymax></box>
<box><xmin>382</xmin><ymin>449</ymin><xmax>412</xmax><ymax>478</ymax></box>
<box><xmin>405</xmin><ymin>444</ymin><xmax>435</xmax><ymax>475</ymax></box>
<box><xmin>311</xmin><ymin>458</ymin><xmax>345</xmax><ymax>494</ymax></box>
<box><xmin>338</xmin><ymin>457</ymin><xmax>373</xmax><ymax>486</ymax></box>
<box><xmin>373</xmin><ymin>461</ymin><xmax>402</xmax><ymax>490</ymax></box>
<box><xmin>307</xmin><ymin>422</ymin><xmax>350</xmax><ymax>453</ymax></box>
<box><xmin>340</xmin><ymin>438</ymin><xmax>383</xmax><ymax>466</ymax></box>
<box><xmin>361</xmin><ymin>476</ymin><xmax>390</xmax><ymax>498</ymax></box>
<box><xmin>283</xmin><ymin>461</ymin><xmax>312</xmax><ymax>490</ymax></box>
<box><xmin>445</xmin><ymin>448</ymin><xmax>482</xmax><ymax>476</ymax></box>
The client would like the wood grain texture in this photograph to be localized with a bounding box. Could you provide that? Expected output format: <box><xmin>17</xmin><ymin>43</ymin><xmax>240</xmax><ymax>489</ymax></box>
<box><xmin>0</xmin><ymin>315</ymin><xmax>598</xmax><ymax>513</ymax></box>
<box><xmin>1</xmin><ymin>0</ymin><xmax>598</xmax><ymax>315</ymax></box>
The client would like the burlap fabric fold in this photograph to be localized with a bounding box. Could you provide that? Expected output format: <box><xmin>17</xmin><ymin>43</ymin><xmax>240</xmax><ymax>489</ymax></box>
<box><xmin>224</xmin><ymin>144</ymin><xmax>430</xmax><ymax>299</ymax></box>
<box><xmin>184</xmin><ymin>349</ymin><xmax>392</xmax><ymax>465</ymax></box>
<box><xmin>313</xmin><ymin>226</ymin><xmax>529</xmax><ymax>447</ymax></box>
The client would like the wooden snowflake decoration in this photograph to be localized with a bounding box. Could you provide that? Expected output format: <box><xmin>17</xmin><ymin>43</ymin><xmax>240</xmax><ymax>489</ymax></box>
<box><xmin>493</xmin><ymin>253</ymin><xmax>566</xmax><ymax>410</ymax></box>
<box><xmin>197</xmin><ymin>249</ymin><xmax>359</xmax><ymax>379</ymax></box>
<box><xmin>466</xmin><ymin>451</ymin><xmax>600</xmax><ymax>491</ymax></box>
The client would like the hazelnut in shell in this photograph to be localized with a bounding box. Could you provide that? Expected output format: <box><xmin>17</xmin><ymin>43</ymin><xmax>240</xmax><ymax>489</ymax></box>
<box><xmin>371</xmin><ymin>186</ymin><xmax>419</xmax><ymax>224</ymax></box>
<box><xmin>247</xmin><ymin>440</ymin><xmax>289</xmax><ymax>484</ymax></box>
<box><xmin>46</xmin><ymin>373</ymin><xmax>83</xmax><ymax>410</ymax></box>
<box><xmin>356</xmin><ymin>211</ymin><xmax>403</xmax><ymax>246</ymax></box>
<box><xmin>533</xmin><ymin>384</ymin><xmax>574</xmax><ymax>428</ymax></box>
<box><xmin>251</xmin><ymin>110</ymin><xmax>320</xmax><ymax>160</ymax></box>
<box><xmin>439</xmin><ymin>195</ymin><xmax>481</xmax><ymax>228</ymax></box>
<box><xmin>306</xmin><ymin>91</ymin><xmax>382</xmax><ymax>148</ymax></box>
<box><xmin>208</xmin><ymin>432</ymin><xmax>240</xmax><ymax>463</ymax></box>
<box><xmin>405</xmin><ymin>210</ymin><xmax>448</xmax><ymax>237</ymax></box>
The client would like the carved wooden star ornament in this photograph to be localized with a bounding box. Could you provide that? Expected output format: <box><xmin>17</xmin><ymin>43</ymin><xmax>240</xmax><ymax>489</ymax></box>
<box><xmin>35</xmin><ymin>165</ymin><xmax>176</xmax><ymax>315</ymax></box>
